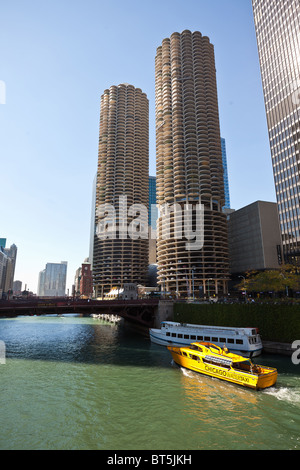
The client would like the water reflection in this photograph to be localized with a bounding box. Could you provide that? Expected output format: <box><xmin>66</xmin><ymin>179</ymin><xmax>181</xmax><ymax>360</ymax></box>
<box><xmin>0</xmin><ymin>315</ymin><xmax>121</xmax><ymax>364</ymax></box>
<box><xmin>179</xmin><ymin>365</ymin><xmax>259</xmax><ymax>407</ymax></box>
<box><xmin>172</xmin><ymin>364</ymin><xmax>264</xmax><ymax>449</ymax></box>
<box><xmin>0</xmin><ymin>315</ymin><xmax>171</xmax><ymax>369</ymax></box>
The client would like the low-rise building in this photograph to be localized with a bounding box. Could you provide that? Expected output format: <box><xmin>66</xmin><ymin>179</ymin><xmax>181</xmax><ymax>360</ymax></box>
<box><xmin>227</xmin><ymin>201</ymin><xmax>282</xmax><ymax>274</ymax></box>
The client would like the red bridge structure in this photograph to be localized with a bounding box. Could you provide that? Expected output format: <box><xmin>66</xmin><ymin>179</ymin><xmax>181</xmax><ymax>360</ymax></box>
<box><xmin>0</xmin><ymin>298</ymin><xmax>161</xmax><ymax>328</ymax></box>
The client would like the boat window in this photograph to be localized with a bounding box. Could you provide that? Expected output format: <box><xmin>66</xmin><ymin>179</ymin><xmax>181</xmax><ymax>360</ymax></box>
<box><xmin>184</xmin><ymin>335</ymin><xmax>189</xmax><ymax>339</ymax></box>
<box><xmin>182</xmin><ymin>351</ymin><xmax>187</xmax><ymax>357</ymax></box>
<box><xmin>171</xmin><ymin>333</ymin><xmax>177</xmax><ymax>337</ymax></box>
<box><xmin>236</xmin><ymin>339</ymin><xmax>243</xmax><ymax>345</ymax></box>
<box><xmin>232</xmin><ymin>361</ymin><xmax>252</xmax><ymax>372</ymax></box>
<box><xmin>190</xmin><ymin>344</ymin><xmax>200</xmax><ymax>351</ymax></box>
<box><xmin>190</xmin><ymin>354</ymin><xmax>198</xmax><ymax>361</ymax></box>
<box><xmin>228</xmin><ymin>338</ymin><xmax>234</xmax><ymax>344</ymax></box>
<box><xmin>166</xmin><ymin>332</ymin><xmax>170</xmax><ymax>337</ymax></box>
<box><xmin>191</xmin><ymin>335</ymin><xmax>196</xmax><ymax>340</ymax></box>
<box><xmin>178</xmin><ymin>334</ymin><xmax>183</xmax><ymax>338</ymax></box>
<box><xmin>203</xmin><ymin>356</ymin><xmax>231</xmax><ymax>369</ymax></box>
<box><xmin>220</xmin><ymin>337</ymin><xmax>226</xmax><ymax>343</ymax></box>
<box><xmin>204</xmin><ymin>336</ymin><xmax>210</xmax><ymax>341</ymax></box>
<box><xmin>250</xmin><ymin>337</ymin><xmax>258</xmax><ymax>344</ymax></box>
<box><xmin>212</xmin><ymin>337</ymin><xmax>218</xmax><ymax>342</ymax></box>
<box><xmin>197</xmin><ymin>336</ymin><xmax>203</xmax><ymax>340</ymax></box>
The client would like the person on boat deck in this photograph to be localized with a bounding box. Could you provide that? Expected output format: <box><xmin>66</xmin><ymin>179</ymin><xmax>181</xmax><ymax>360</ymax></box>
<box><xmin>222</xmin><ymin>344</ymin><xmax>228</xmax><ymax>354</ymax></box>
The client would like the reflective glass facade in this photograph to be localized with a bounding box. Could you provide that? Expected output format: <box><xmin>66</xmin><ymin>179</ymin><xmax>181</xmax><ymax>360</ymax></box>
<box><xmin>252</xmin><ymin>0</ymin><xmax>300</xmax><ymax>262</ymax></box>
<box><xmin>37</xmin><ymin>262</ymin><xmax>67</xmax><ymax>297</ymax></box>
<box><xmin>221</xmin><ymin>138</ymin><xmax>231</xmax><ymax>210</ymax></box>
<box><xmin>148</xmin><ymin>176</ymin><xmax>157</xmax><ymax>228</ymax></box>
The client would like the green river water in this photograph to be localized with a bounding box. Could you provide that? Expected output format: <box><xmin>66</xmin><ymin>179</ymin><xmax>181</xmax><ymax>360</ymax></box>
<box><xmin>0</xmin><ymin>314</ymin><xmax>299</xmax><ymax>450</ymax></box>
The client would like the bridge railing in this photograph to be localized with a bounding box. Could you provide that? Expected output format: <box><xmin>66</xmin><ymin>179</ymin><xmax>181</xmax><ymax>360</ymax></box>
<box><xmin>0</xmin><ymin>298</ymin><xmax>160</xmax><ymax>309</ymax></box>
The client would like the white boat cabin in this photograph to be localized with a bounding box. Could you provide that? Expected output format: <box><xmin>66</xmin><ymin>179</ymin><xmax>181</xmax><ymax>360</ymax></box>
<box><xmin>149</xmin><ymin>321</ymin><xmax>262</xmax><ymax>357</ymax></box>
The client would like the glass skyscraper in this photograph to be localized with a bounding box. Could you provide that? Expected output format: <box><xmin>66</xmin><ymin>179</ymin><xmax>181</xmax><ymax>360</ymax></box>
<box><xmin>37</xmin><ymin>262</ymin><xmax>67</xmax><ymax>297</ymax></box>
<box><xmin>148</xmin><ymin>176</ymin><xmax>157</xmax><ymax>229</ymax></box>
<box><xmin>221</xmin><ymin>138</ymin><xmax>230</xmax><ymax>210</ymax></box>
<box><xmin>252</xmin><ymin>0</ymin><xmax>300</xmax><ymax>263</ymax></box>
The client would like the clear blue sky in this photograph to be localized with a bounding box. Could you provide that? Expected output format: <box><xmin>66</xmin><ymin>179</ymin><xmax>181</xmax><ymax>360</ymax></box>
<box><xmin>0</xmin><ymin>0</ymin><xmax>276</xmax><ymax>294</ymax></box>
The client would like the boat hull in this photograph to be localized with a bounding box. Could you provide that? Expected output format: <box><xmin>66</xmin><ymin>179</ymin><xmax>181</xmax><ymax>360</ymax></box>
<box><xmin>168</xmin><ymin>347</ymin><xmax>277</xmax><ymax>390</ymax></box>
<box><xmin>150</xmin><ymin>330</ymin><xmax>262</xmax><ymax>357</ymax></box>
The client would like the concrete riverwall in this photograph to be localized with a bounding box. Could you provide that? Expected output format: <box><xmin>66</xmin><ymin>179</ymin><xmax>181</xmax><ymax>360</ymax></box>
<box><xmin>262</xmin><ymin>341</ymin><xmax>293</xmax><ymax>356</ymax></box>
<box><xmin>155</xmin><ymin>301</ymin><xmax>174</xmax><ymax>328</ymax></box>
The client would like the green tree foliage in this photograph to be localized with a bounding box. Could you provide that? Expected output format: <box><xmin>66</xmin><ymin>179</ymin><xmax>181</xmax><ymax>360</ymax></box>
<box><xmin>237</xmin><ymin>265</ymin><xmax>300</xmax><ymax>295</ymax></box>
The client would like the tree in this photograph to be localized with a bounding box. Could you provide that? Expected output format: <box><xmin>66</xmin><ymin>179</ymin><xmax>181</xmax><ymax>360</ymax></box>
<box><xmin>237</xmin><ymin>265</ymin><xmax>300</xmax><ymax>297</ymax></box>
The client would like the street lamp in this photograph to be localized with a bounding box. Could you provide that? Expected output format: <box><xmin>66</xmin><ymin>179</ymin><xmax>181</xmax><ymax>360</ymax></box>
<box><xmin>280</xmin><ymin>273</ymin><xmax>289</xmax><ymax>297</ymax></box>
<box><xmin>239</xmin><ymin>275</ymin><xmax>247</xmax><ymax>301</ymax></box>
<box><xmin>207</xmin><ymin>278</ymin><xmax>213</xmax><ymax>299</ymax></box>
<box><xmin>192</xmin><ymin>267</ymin><xmax>195</xmax><ymax>301</ymax></box>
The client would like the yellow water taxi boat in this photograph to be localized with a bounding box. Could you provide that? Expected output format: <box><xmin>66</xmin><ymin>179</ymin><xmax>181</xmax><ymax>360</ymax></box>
<box><xmin>168</xmin><ymin>342</ymin><xmax>278</xmax><ymax>390</ymax></box>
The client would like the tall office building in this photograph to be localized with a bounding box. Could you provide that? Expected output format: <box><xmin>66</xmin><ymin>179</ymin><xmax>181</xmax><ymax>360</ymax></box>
<box><xmin>148</xmin><ymin>176</ymin><xmax>157</xmax><ymax>228</ymax></box>
<box><xmin>3</xmin><ymin>244</ymin><xmax>17</xmax><ymax>292</ymax></box>
<box><xmin>13</xmin><ymin>280</ymin><xmax>22</xmax><ymax>295</ymax></box>
<box><xmin>227</xmin><ymin>201</ymin><xmax>282</xmax><ymax>274</ymax></box>
<box><xmin>221</xmin><ymin>138</ymin><xmax>231</xmax><ymax>210</ymax></box>
<box><xmin>148</xmin><ymin>176</ymin><xmax>157</xmax><ymax>265</ymax></box>
<box><xmin>155</xmin><ymin>30</ymin><xmax>229</xmax><ymax>298</ymax></box>
<box><xmin>93</xmin><ymin>83</ymin><xmax>149</xmax><ymax>297</ymax></box>
<box><xmin>89</xmin><ymin>173</ymin><xmax>97</xmax><ymax>270</ymax></box>
<box><xmin>0</xmin><ymin>242</ymin><xmax>17</xmax><ymax>296</ymax></box>
<box><xmin>38</xmin><ymin>261</ymin><xmax>67</xmax><ymax>297</ymax></box>
<box><xmin>252</xmin><ymin>0</ymin><xmax>300</xmax><ymax>263</ymax></box>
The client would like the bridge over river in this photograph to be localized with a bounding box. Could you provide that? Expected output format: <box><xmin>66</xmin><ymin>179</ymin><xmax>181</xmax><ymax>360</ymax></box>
<box><xmin>0</xmin><ymin>298</ymin><xmax>173</xmax><ymax>328</ymax></box>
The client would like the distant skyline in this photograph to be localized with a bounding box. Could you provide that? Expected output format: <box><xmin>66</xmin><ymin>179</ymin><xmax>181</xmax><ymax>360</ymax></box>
<box><xmin>0</xmin><ymin>0</ymin><xmax>276</xmax><ymax>293</ymax></box>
